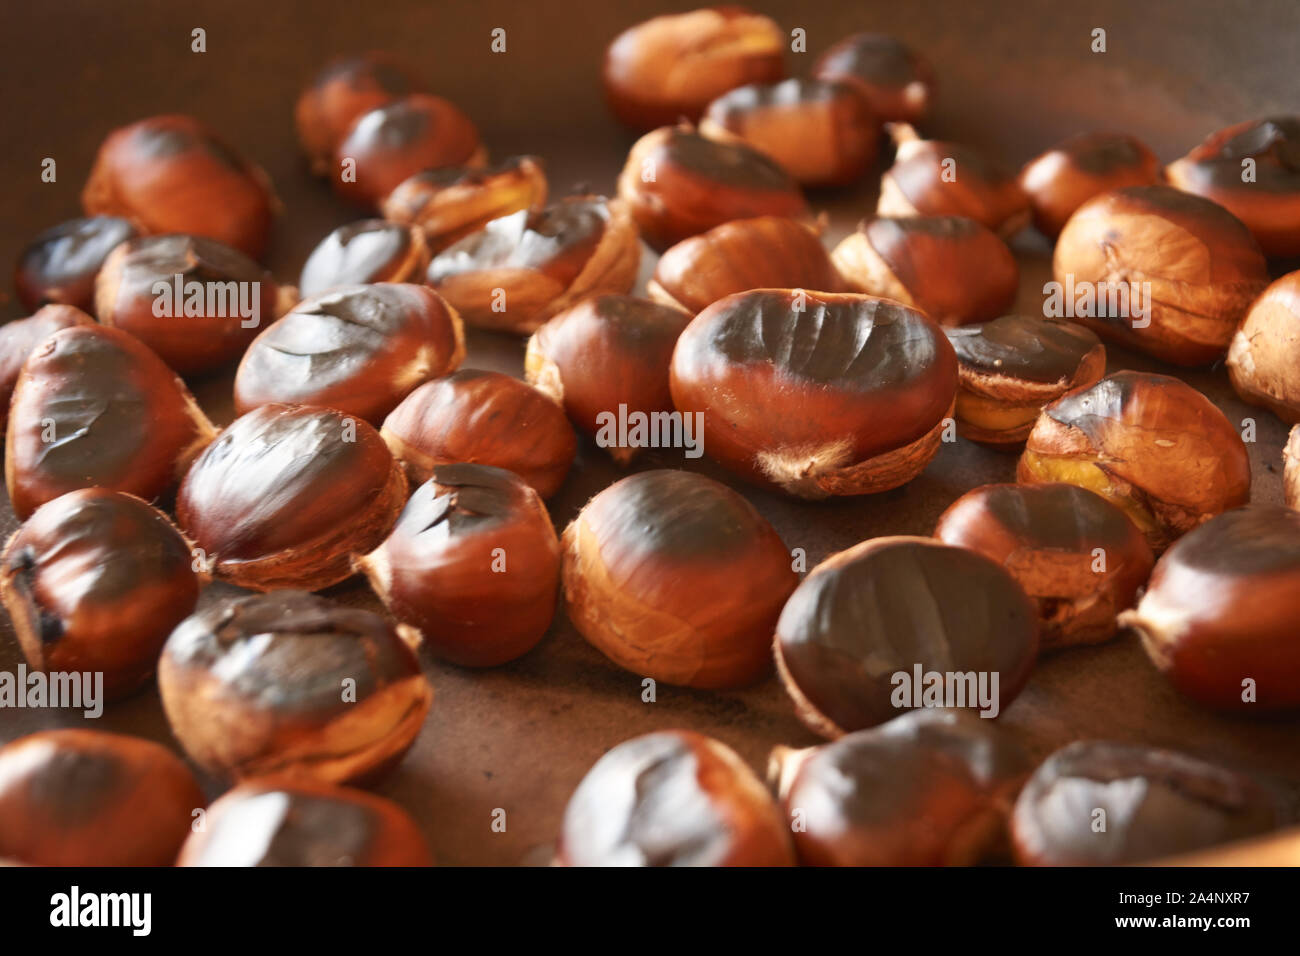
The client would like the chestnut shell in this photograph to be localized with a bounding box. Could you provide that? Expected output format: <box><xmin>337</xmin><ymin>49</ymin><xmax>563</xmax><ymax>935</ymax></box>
<box><xmin>1018</xmin><ymin>131</ymin><xmax>1161</xmax><ymax>239</ymax></box>
<box><xmin>1226</xmin><ymin>269</ymin><xmax>1300</xmax><ymax>423</ymax></box>
<box><xmin>811</xmin><ymin>32</ymin><xmax>935</xmax><ymax>124</ymax></box>
<box><xmin>297</xmin><ymin>220</ymin><xmax>430</xmax><ymax>296</ymax></box>
<box><xmin>0</xmin><ymin>305</ymin><xmax>96</xmax><ymax>434</ymax></box>
<box><xmin>13</xmin><ymin>215</ymin><xmax>139</xmax><ymax>312</ymax></box>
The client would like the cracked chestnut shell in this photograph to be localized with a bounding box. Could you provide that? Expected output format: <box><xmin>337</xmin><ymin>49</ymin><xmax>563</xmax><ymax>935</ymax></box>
<box><xmin>1011</xmin><ymin>741</ymin><xmax>1279</xmax><ymax>866</ymax></box>
<box><xmin>775</xmin><ymin>536</ymin><xmax>1039</xmax><ymax>738</ymax></box>
<box><xmin>557</xmin><ymin>730</ymin><xmax>793</xmax><ymax>866</ymax></box>
<box><xmin>0</xmin><ymin>305</ymin><xmax>96</xmax><ymax>434</ymax></box>
<box><xmin>13</xmin><ymin>215</ymin><xmax>138</xmax><ymax>312</ymax></box>
<box><xmin>298</xmin><ymin>220</ymin><xmax>429</xmax><ymax>296</ymax></box>
<box><xmin>670</xmin><ymin>290</ymin><xmax>957</xmax><ymax>499</ymax></box>
<box><xmin>562</xmin><ymin>469</ymin><xmax>797</xmax><ymax>689</ymax></box>
<box><xmin>356</xmin><ymin>464</ymin><xmax>560</xmax><ymax>667</ymax></box>
<box><xmin>1018</xmin><ymin>371</ymin><xmax>1251</xmax><ymax>552</ymax></box>
<box><xmin>176</xmin><ymin>404</ymin><xmax>407</xmax><ymax>591</ymax></box>
<box><xmin>1018</xmin><ymin>132</ymin><xmax>1161</xmax><ymax>239</ymax></box>
<box><xmin>1226</xmin><ymin>270</ymin><xmax>1300</xmax><ymax>423</ymax></box>
<box><xmin>159</xmin><ymin>590</ymin><xmax>432</xmax><ymax>783</ymax></box>
<box><xmin>811</xmin><ymin>33</ymin><xmax>934</xmax><ymax>124</ymax></box>
<box><xmin>1286</xmin><ymin>425</ymin><xmax>1300</xmax><ymax>510</ymax></box>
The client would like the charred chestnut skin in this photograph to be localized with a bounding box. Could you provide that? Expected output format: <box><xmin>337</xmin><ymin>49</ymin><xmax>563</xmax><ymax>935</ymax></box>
<box><xmin>811</xmin><ymin>33</ymin><xmax>935</xmax><ymax>124</ymax></box>
<box><xmin>14</xmin><ymin>216</ymin><xmax>138</xmax><ymax>312</ymax></box>
<box><xmin>1286</xmin><ymin>425</ymin><xmax>1300</xmax><ymax>510</ymax></box>
<box><xmin>562</xmin><ymin>470</ymin><xmax>797</xmax><ymax>689</ymax></box>
<box><xmin>557</xmin><ymin>730</ymin><xmax>793</xmax><ymax>867</ymax></box>
<box><xmin>1227</xmin><ymin>270</ymin><xmax>1300</xmax><ymax>423</ymax></box>
<box><xmin>1019</xmin><ymin>132</ymin><xmax>1161</xmax><ymax>239</ymax></box>
<box><xmin>0</xmin><ymin>305</ymin><xmax>96</xmax><ymax>434</ymax></box>
<box><xmin>670</xmin><ymin>290</ymin><xmax>957</xmax><ymax>499</ymax></box>
<box><xmin>0</xmin><ymin>729</ymin><xmax>205</xmax><ymax>867</ymax></box>
<box><xmin>298</xmin><ymin>220</ymin><xmax>430</xmax><ymax>296</ymax></box>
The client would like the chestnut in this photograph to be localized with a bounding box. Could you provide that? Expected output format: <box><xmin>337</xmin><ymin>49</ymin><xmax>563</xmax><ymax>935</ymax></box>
<box><xmin>234</xmin><ymin>283</ymin><xmax>465</xmax><ymax>425</ymax></box>
<box><xmin>831</xmin><ymin>215</ymin><xmax>1018</xmax><ymax>326</ymax></box>
<box><xmin>426</xmin><ymin>195</ymin><xmax>640</xmax><ymax>333</ymax></box>
<box><xmin>616</xmin><ymin>125</ymin><xmax>809</xmax><ymax>251</ymax></box>
<box><xmin>1053</xmin><ymin>185</ymin><xmax>1268</xmax><ymax>366</ymax></box>
<box><xmin>557</xmin><ymin>730</ymin><xmax>793</xmax><ymax>866</ymax></box>
<box><xmin>176</xmin><ymin>403</ymin><xmax>407</xmax><ymax>591</ymax></box>
<box><xmin>1010</xmin><ymin>741</ymin><xmax>1279</xmax><ymax>866</ymax></box>
<box><xmin>602</xmin><ymin>7</ymin><xmax>784</xmax><ymax>130</ymax></box>
<box><xmin>934</xmin><ymin>483</ymin><xmax>1153</xmax><ymax>649</ymax></box>
<box><xmin>298</xmin><ymin>220</ymin><xmax>430</xmax><ymax>296</ymax></box>
<box><xmin>944</xmin><ymin>315</ymin><xmax>1106</xmax><ymax>446</ymax></box>
<box><xmin>0</xmin><ymin>729</ymin><xmax>204</xmax><ymax>867</ymax></box>
<box><xmin>562</xmin><ymin>469</ymin><xmax>797</xmax><ymax>689</ymax></box>
<box><xmin>1018</xmin><ymin>371</ymin><xmax>1251</xmax><ymax>551</ymax></box>
<box><xmin>81</xmin><ymin>114</ymin><xmax>277</xmax><ymax>260</ymax></box>
<box><xmin>1286</xmin><ymin>425</ymin><xmax>1300</xmax><ymax>510</ymax></box>
<box><xmin>775</xmin><ymin>536</ymin><xmax>1039</xmax><ymax>738</ymax></box>
<box><xmin>6</xmin><ymin>324</ymin><xmax>217</xmax><ymax>520</ymax></box>
<box><xmin>768</xmin><ymin>709</ymin><xmax>1028</xmax><ymax>866</ymax></box>
<box><xmin>159</xmin><ymin>589</ymin><xmax>432</xmax><ymax>782</ymax></box>
<box><xmin>811</xmin><ymin>32</ymin><xmax>935</xmax><ymax>124</ymax></box>
<box><xmin>648</xmin><ymin>216</ymin><xmax>843</xmax><ymax>315</ymax></box>
<box><xmin>381</xmin><ymin>369</ymin><xmax>575</xmax><ymax>498</ymax></box>
<box><xmin>356</xmin><ymin>463</ymin><xmax>560</xmax><ymax>667</ymax></box>
<box><xmin>0</xmin><ymin>488</ymin><xmax>200</xmax><ymax>701</ymax></box>
<box><xmin>0</xmin><ymin>304</ymin><xmax>96</xmax><ymax>434</ymax></box>
<box><xmin>13</xmin><ymin>215</ymin><xmax>138</xmax><ymax>312</ymax></box>
<box><xmin>525</xmin><ymin>295</ymin><xmax>691</xmax><ymax>464</ymax></box>
<box><xmin>1226</xmin><ymin>270</ymin><xmax>1300</xmax><ymax>422</ymax></box>
<box><xmin>669</xmin><ymin>290</ymin><xmax>957</xmax><ymax>499</ymax></box>
<box><xmin>1018</xmin><ymin>132</ymin><xmax>1161</xmax><ymax>239</ymax></box>
<box><xmin>176</xmin><ymin>778</ymin><xmax>432</xmax><ymax>866</ymax></box>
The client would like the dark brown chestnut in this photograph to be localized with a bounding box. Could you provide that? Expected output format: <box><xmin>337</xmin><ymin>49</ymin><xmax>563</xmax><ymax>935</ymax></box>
<box><xmin>298</xmin><ymin>220</ymin><xmax>430</xmax><ymax>296</ymax></box>
<box><xmin>13</xmin><ymin>216</ymin><xmax>138</xmax><ymax>312</ymax></box>
<box><xmin>811</xmin><ymin>32</ymin><xmax>935</xmax><ymax>124</ymax></box>
<box><xmin>0</xmin><ymin>305</ymin><xmax>96</xmax><ymax>434</ymax></box>
<box><xmin>1018</xmin><ymin>132</ymin><xmax>1161</xmax><ymax>239</ymax></box>
<box><xmin>1226</xmin><ymin>270</ymin><xmax>1300</xmax><ymax>422</ymax></box>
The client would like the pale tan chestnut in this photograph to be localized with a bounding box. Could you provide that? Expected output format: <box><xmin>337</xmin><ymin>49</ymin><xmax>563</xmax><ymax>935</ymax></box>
<box><xmin>1227</xmin><ymin>271</ymin><xmax>1300</xmax><ymax>423</ymax></box>
<box><xmin>1284</xmin><ymin>425</ymin><xmax>1300</xmax><ymax>511</ymax></box>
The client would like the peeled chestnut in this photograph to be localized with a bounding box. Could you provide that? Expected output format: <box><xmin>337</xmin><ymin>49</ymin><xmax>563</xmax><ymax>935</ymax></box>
<box><xmin>1053</xmin><ymin>185</ymin><xmax>1268</xmax><ymax>365</ymax></box>
<box><xmin>234</xmin><ymin>283</ymin><xmax>465</xmax><ymax>425</ymax></box>
<box><xmin>562</xmin><ymin>470</ymin><xmax>797</xmax><ymax>689</ymax></box>
<box><xmin>1018</xmin><ymin>132</ymin><xmax>1161</xmax><ymax>239</ymax></box>
<box><xmin>82</xmin><ymin>114</ymin><xmax>276</xmax><ymax>260</ymax></box>
<box><xmin>944</xmin><ymin>315</ymin><xmax>1106</xmax><ymax>445</ymax></box>
<box><xmin>1018</xmin><ymin>371</ymin><xmax>1251</xmax><ymax>551</ymax></box>
<box><xmin>811</xmin><ymin>32</ymin><xmax>935</xmax><ymax>124</ymax></box>
<box><xmin>0</xmin><ymin>304</ymin><xmax>96</xmax><ymax>434</ymax></box>
<box><xmin>1286</xmin><ymin>425</ymin><xmax>1300</xmax><ymax>510</ymax></box>
<box><xmin>769</xmin><ymin>709</ymin><xmax>1028</xmax><ymax>866</ymax></box>
<box><xmin>602</xmin><ymin>7</ymin><xmax>785</xmax><ymax>130</ymax></box>
<box><xmin>381</xmin><ymin>369</ymin><xmax>575</xmax><ymax>498</ymax></box>
<box><xmin>1226</xmin><ymin>270</ymin><xmax>1300</xmax><ymax>422</ymax></box>
<box><xmin>775</xmin><ymin>536</ymin><xmax>1039</xmax><ymax>738</ymax></box>
<box><xmin>356</xmin><ymin>464</ymin><xmax>560</xmax><ymax>667</ymax></box>
<box><xmin>670</xmin><ymin>290</ymin><xmax>957</xmax><ymax>499</ymax></box>
<box><xmin>176</xmin><ymin>403</ymin><xmax>407</xmax><ymax>591</ymax></box>
<box><xmin>5</xmin><ymin>324</ymin><xmax>216</xmax><ymax>520</ymax></box>
<box><xmin>832</xmin><ymin>216</ymin><xmax>1018</xmax><ymax>326</ymax></box>
<box><xmin>298</xmin><ymin>220</ymin><xmax>429</xmax><ymax>296</ymax></box>
<box><xmin>14</xmin><ymin>215</ymin><xmax>138</xmax><ymax>312</ymax></box>
<box><xmin>426</xmin><ymin>195</ymin><xmax>640</xmax><ymax>333</ymax></box>
<box><xmin>617</xmin><ymin>125</ymin><xmax>809</xmax><ymax>251</ymax></box>
<box><xmin>557</xmin><ymin>730</ymin><xmax>793</xmax><ymax>866</ymax></box>
<box><xmin>0</xmin><ymin>729</ymin><xmax>204</xmax><ymax>867</ymax></box>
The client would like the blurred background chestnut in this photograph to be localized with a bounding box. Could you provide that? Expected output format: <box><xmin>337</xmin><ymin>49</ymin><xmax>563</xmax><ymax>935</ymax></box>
<box><xmin>13</xmin><ymin>215</ymin><xmax>138</xmax><ymax>312</ymax></box>
<box><xmin>1226</xmin><ymin>270</ymin><xmax>1300</xmax><ymax>423</ymax></box>
<box><xmin>0</xmin><ymin>304</ymin><xmax>95</xmax><ymax>434</ymax></box>
<box><xmin>1018</xmin><ymin>131</ymin><xmax>1161</xmax><ymax>239</ymax></box>
<box><xmin>811</xmin><ymin>32</ymin><xmax>934</xmax><ymax>124</ymax></box>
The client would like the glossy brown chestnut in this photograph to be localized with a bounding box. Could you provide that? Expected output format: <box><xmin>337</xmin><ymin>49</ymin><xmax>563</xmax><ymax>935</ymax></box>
<box><xmin>356</xmin><ymin>464</ymin><xmax>560</xmax><ymax>667</ymax></box>
<box><xmin>557</xmin><ymin>730</ymin><xmax>793</xmax><ymax>866</ymax></box>
<box><xmin>1286</xmin><ymin>425</ymin><xmax>1300</xmax><ymax>510</ymax></box>
<box><xmin>81</xmin><ymin>114</ymin><xmax>276</xmax><ymax>260</ymax></box>
<box><xmin>1226</xmin><ymin>270</ymin><xmax>1300</xmax><ymax>422</ymax></box>
<box><xmin>617</xmin><ymin>125</ymin><xmax>809</xmax><ymax>251</ymax></box>
<box><xmin>298</xmin><ymin>220</ymin><xmax>430</xmax><ymax>296</ymax></box>
<box><xmin>5</xmin><ymin>324</ymin><xmax>217</xmax><ymax>520</ymax></box>
<box><xmin>670</xmin><ymin>290</ymin><xmax>957</xmax><ymax>499</ymax></box>
<box><xmin>602</xmin><ymin>7</ymin><xmax>785</xmax><ymax>130</ymax></box>
<box><xmin>0</xmin><ymin>305</ymin><xmax>96</xmax><ymax>434</ymax></box>
<box><xmin>832</xmin><ymin>215</ymin><xmax>1018</xmax><ymax>326</ymax></box>
<box><xmin>1018</xmin><ymin>371</ymin><xmax>1251</xmax><ymax>551</ymax></box>
<box><xmin>159</xmin><ymin>590</ymin><xmax>432</xmax><ymax>782</ymax></box>
<box><xmin>1053</xmin><ymin>185</ymin><xmax>1269</xmax><ymax>365</ymax></box>
<box><xmin>811</xmin><ymin>33</ymin><xmax>935</xmax><ymax>124</ymax></box>
<box><xmin>775</xmin><ymin>536</ymin><xmax>1039</xmax><ymax>738</ymax></box>
<box><xmin>1018</xmin><ymin>132</ymin><xmax>1161</xmax><ymax>239</ymax></box>
<box><xmin>562</xmin><ymin>469</ymin><xmax>797</xmax><ymax>689</ymax></box>
<box><xmin>1011</xmin><ymin>741</ymin><xmax>1279</xmax><ymax>866</ymax></box>
<box><xmin>0</xmin><ymin>729</ymin><xmax>204</xmax><ymax>867</ymax></box>
<box><xmin>234</xmin><ymin>283</ymin><xmax>465</xmax><ymax>425</ymax></box>
<box><xmin>176</xmin><ymin>403</ymin><xmax>407</xmax><ymax>591</ymax></box>
<box><xmin>13</xmin><ymin>216</ymin><xmax>138</xmax><ymax>312</ymax></box>
<box><xmin>0</xmin><ymin>489</ymin><xmax>200</xmax><ymax>701</ymax></box>
<box><xmin>769</xmin><ymin>709</ymin><xmax>1029</xmax><ymax>866</ymax></box>
<box><xmin>381</xmin><ymin>369</ymin><xmax>575</xmax><ymax>498</ymax></box>
<box><xmin>426</xmin><ymin>195</ymin><xmax>640</xmax><ymax>333</ymax></box>
<box><xmin>944</xmin><ymin>315</ymin><xmax>1106</xmax><ymax>445</ymax></box>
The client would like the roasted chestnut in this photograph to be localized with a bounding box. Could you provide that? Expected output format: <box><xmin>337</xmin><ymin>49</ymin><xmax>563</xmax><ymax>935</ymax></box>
<box><xmin>0</xmin><ymin>729</ymin><xmax>204</xmax><ymax>867</ymax></box>
<box><xmin>0</xmin><ymin>304</ymin><xmax>96</xmax><ymax>434</ymax></box>
<box><xmin>298</xmin><ymin>220</ymin><xmax>430</xmax><ymax>296</ymax></box>
<box><xmin>775</xmin><ymin>536</ymin><xmax>1039</xmax><ymax>738</ymax></box>
<box><xmin>811</xmin><ymin>32</ymin><xmax>935</xmax><ymax>124</ymax></box>
<box><xmin>602</xmin><ymin>7</ymin><xmax>785</xmax><ymax>130</ymax></box>
<box><xmin>1011</xmin><ymin>741</ymin><xmax>1279</xmax><ymax>866</ymax></box>
<box><xmin>233</xmin><ymin>283</ymin><xmax>465</xmax><ymax>425</ymax></box>
<box><xmin>356</xmin><ymin>464</ymin><xmax>560</xmax><ymax>667</ymax></box>
<box><xmin>944</xmin><ymin>315</ymin><xmax>1106</xmax><ymax>445</ymax></box>
<box><xmin>81</xmin><ymin>114</ymin><xmax>277</xmax><ymax>260</ymax></box>
<box><xmin>1226</xmin><ymin>270</ymin><xmax>1300</xmax><ymax>422</ymax></box>
<box><xmin>769</xmin><ymin>709</ymin><xmax>1028</xmax><ymax>866</ymax></box>
<box><xmin>670</xmin><ymin>290</ymin><xmax>957</xmax><ymax>499</ymax></box>
<box><xmin>426</xmin><ymin>195</ymin><xmax>640</xmax><ymax>333</ymax></box>
<box><xmin>831</xmin><ymin>215</ymin><xmax>1018</xmax><ymax>326</ymax></box>
<box><xmin>176</xmin><ymin>403</ymin><xmax>407</xmax><ymax>591</ymax></box>
<box><xmin>13</xmin><ymin>215</ymin><xmax>138</xmax><ymax>312</ymax></box>
<box><xmin>562</xmin><ymin>469</ymin><xmax>797</xmax><ymax>689</ymax></box>
<box><xmin>381</xmin><ymin>369</ymin><xmax>575</xmax><ymax>498</ymax></box>
<box><xmin>557</xmin><ymin>730</ymin><xmax>793</xmax><ymax>866</ymax></box>
<box><xmin>1286</xmin><ymin>425</ymin><xmax>1300</xmax><ymax>510</ymax></box>
<box><xmin>617</xmin><ymin>125</ymin><xmax>809</xmax><ymax>251</ymax></box>
<box><xmin>5</xmin><ymin>324</ymin><xmax>217</xmax><ymax>520</ymax></box>
<box><xmin>1018</xmin><ymin>132</ymin><xmax>1161</xmax><ymax>239</ymax></box>
<box><xmin>1018</xmin><ymin>371</ymin><xmax>1251</xmax><ymax>551</ymax></box>
<box><xmin>1052</xmin><ymin>185</ymin><xmax>1269</xmax><ymax>366</ymax></box>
